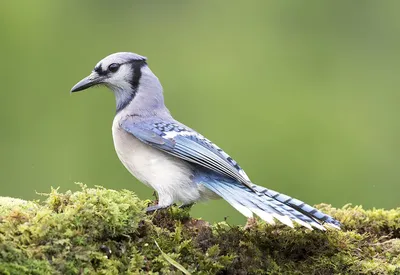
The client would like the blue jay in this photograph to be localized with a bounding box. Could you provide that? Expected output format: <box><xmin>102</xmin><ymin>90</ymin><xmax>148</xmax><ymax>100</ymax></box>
<box><xmin>71</xmin><ymin>52</ymin><xmax>340</xmax><ymax>230</ymax></box>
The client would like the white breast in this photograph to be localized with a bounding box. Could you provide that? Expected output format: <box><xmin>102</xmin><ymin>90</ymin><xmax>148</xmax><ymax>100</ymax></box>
<box><xmin>111</xmin><ymin>115</ymin><xmax>205</xmax><ymax>206</ymax></box>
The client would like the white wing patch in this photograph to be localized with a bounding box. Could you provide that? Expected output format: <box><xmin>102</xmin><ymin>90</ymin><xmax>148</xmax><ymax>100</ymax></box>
<box><xmin>163</xmin><ymin>130</ymin><xmax>192</xmax><ymax>139</ymax></box>
<box><xmin>152</xmin><ymin>122</ymin><xmax>251</xmax><ymax>182</ymax></box>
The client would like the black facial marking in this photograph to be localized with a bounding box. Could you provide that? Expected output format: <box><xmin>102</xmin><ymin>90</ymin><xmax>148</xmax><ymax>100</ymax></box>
<box><xmin>94</xmin><ymin>63</ymin><xmax>108</xmax><ymax>76</ymax></box>
<box><xmin>129</xmin><ymin>60</ymin><xmax>147</xmax><ymax>91</ymax></box>
<box><xmin>115</xmin><ymin>60</ymin><xmax>147</xmax><ymax>114</ymax></box>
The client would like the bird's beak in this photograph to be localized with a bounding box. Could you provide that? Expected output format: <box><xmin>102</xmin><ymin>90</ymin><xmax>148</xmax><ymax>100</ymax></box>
<box><xmin>70</xmin><ymin>72</ymin><xmax>105</xmax><ymax>93</ymax></box>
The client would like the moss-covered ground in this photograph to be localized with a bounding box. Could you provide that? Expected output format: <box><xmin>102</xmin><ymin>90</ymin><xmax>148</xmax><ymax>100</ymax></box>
<box><xmin>0</xmin><ymin>185</ymin><xmax>399</xmax><ymax>274</ymax></box>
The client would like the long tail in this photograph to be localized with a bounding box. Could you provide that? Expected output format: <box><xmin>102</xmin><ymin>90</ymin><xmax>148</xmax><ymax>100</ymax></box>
<box><xmin>250</xmin><ymin>183</ymin><xmax>341</xmax><ymax>229</ymax></box>
<box><xmin>201</xmin><ymin>178</ymin><xmax>340</xmax><ymax>230</ymax></box>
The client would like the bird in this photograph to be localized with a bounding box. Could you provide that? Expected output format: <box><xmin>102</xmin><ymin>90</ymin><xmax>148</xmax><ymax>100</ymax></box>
<box><xmin>71</xmin><ymin>52</ymin><xmax>340</xmax><ymax>230</ymax></box>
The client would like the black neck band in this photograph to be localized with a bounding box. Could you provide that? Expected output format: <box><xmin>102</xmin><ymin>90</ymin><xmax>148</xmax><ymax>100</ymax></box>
<box><xmin>116</xmin><ymin>60</ymin><xmax>147</xmax><ymax>113</ymax></box>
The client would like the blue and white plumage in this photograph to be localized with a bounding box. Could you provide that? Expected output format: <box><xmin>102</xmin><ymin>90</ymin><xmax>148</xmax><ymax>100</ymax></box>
<box><xmin>71</xmin><ymin>52</ymin><xmax>340</xmax><ymax>230</ymax></box>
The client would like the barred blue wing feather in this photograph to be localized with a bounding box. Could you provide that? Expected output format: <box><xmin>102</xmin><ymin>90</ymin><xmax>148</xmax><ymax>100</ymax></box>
<box><xmin>120</xmin><ymin>119</ymin><xmax>254</xmax><ymax>189</ymax></box>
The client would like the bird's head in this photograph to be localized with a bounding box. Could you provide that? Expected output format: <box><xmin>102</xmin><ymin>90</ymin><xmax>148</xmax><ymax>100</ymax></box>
<box><xmin>71</xmin><ymin>52</ymin><xmax>164</xmax><ymax>114</ymax></box>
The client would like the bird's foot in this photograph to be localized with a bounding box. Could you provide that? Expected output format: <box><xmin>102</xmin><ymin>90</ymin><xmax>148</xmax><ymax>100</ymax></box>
<box><xmin>146</xmin><ymin>203</ymin><xmax>194</xmax><ymax>213</ymax></box>
<box><xmin>146</xmin><ymin>204</ymin><xmax>169</xmax><ymax>213</ymax></box>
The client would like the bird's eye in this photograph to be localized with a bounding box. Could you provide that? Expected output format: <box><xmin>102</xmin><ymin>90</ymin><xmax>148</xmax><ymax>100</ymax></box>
<box><xmin>108</xmin><ymin>63</ymin><xmax>120</xmax><ymax>73</ymax></box>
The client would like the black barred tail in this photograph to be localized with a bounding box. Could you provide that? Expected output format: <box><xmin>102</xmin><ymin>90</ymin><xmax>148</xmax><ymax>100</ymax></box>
<box><xmin>201</xmin><ymin>175</ymin><xmax>341</xmax><ymax>230</ymax></box>
<box><xmin>251</xmin><ymin>183</ymin><xmax>341</xmax><ymax>229</ymax></box>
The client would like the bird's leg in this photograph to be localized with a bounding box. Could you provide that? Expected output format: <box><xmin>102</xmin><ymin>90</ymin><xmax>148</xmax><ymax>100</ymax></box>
<box><xmin>152</xmin><ymin>191</ymin><xmax>159</xmax><ymax>201</ymax></box>
<box><xmin>145</xmin><ymin>191</ymin><xmax>162</xmax><ymax>213</ymax></box>
<box><xmin>179</xmin><ymin>203</ymin><xmax>194</xmax><ymax>209</ymax></box>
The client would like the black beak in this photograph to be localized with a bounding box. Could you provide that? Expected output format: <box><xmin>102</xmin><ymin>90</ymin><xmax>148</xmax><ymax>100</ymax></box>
<box><xmin>70</xmin><ymin>73</ymin><xmax>105</xmax><ymax>93</ymax></box>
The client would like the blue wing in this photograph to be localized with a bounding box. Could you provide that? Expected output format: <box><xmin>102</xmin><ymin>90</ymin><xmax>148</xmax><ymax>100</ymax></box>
<box><xmin>120</xmin><ymin>118</ymin><xmax>254</xmax><ymax>189</ymax></box>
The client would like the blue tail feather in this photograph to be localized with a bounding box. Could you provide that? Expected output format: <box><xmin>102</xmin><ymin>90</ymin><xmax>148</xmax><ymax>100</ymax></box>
<box><xmin>196</xmin><ymin>170</ymin><xmax>340</xmax><ymax>230</ymax></box>
<box><xmin>250</xmin><ymin>184</ymin><xmax>341</xmax><ymax>228</ymax></box>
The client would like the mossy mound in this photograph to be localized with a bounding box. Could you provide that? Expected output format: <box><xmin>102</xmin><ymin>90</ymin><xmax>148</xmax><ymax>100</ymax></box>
<box><xmin>0</xmin><ymin>186</ymin><xmax>399</xmax><ymax>274</ymax></box>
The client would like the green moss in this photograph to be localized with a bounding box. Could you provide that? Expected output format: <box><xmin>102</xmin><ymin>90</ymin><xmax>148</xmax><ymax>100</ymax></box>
<box><xmin>0</xmin><ymin>186</ymin><xmax>399</xmax><ymax>274</ymax></box>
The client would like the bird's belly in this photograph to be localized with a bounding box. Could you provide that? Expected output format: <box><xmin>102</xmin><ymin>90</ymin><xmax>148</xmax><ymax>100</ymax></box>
<box><xmin>112</xmin><ymin>124</ymin><xmax>206</xmax><ymax>206</ymax></box>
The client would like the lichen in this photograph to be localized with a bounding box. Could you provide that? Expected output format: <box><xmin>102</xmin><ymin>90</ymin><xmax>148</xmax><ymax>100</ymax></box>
<box><xmin>0</xmin><ymin>185</ymin><xmax>399</xmax><ymax>274</ymax></box>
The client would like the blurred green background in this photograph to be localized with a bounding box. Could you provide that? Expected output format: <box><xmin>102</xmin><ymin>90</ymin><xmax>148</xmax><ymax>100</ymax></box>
<box><xmin>1</xmin><ymin>1</ymin><xmax>399</xmax><ymax>224</ymax></box>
